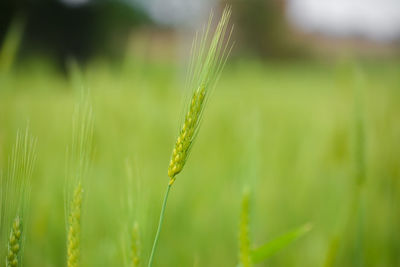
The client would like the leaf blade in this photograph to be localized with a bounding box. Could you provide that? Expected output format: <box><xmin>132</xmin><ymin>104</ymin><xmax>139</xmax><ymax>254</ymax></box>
<box><xmin>251</xmin><ymin>223</ymin><xmax>313</xmax><ymax>264</ymax></box>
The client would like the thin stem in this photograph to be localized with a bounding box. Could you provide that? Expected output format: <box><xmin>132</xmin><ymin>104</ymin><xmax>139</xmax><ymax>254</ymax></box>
<box><xmin>148</xmin><ymin>183</ymin><xmax>172</xmax><ymax>267</ymax></box>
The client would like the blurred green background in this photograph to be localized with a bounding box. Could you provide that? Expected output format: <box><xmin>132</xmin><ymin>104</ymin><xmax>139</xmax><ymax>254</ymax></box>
<box><xmin>1</xmin><ymin>0</ymin><xmax>400</xmax><ymax>266</ymax></box>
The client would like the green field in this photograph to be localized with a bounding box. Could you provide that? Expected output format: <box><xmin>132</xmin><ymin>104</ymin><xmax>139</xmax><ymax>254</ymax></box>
<box><xmin>1</xmin><ymin>57</ymin><xmax>400</xmax><ymax>266</ymax></box>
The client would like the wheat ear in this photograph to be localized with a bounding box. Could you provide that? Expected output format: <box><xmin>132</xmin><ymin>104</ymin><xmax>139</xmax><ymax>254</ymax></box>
<box><xmin>131</xmin><ymin>222</ymin><xmax>141</xmax><ymax>267</ymax></box>
<box><xmin>167</xmin><ymin>6</ymin><xmax>233</xmax><ymax>185</ymax></box>
<box><xmin>148</xmin><ymin>6</ymin><xmax>233</xmax><ymax>267</ymax></box>
<box><xmin>2</xmin><ymin>128</ymin><xmax>36</xmax><ymax>267</ymax></box>
<box><xmin>67</xmin><ymin>182</ymin><xmax>83</xmax><ymax>267</ymax></box>
<box><xmin>6</xmin><ymin>216</ymin><xmax>22</xmax><ymax>267</ymax></box>
<box><xmin>65</xmin><ymin>93</ymin><xmax>93</xmax><ymax>267</ymax></box>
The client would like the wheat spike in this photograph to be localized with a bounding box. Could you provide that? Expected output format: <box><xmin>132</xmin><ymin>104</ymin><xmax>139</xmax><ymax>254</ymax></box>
<box><xmin>6</xmin><ymin>216</ymin><xmax>22</xmax><ymax>267</ymax></box>
<box><xmin>131</xmin><ymin>222</ymin><xmax>141</xmax><ymax>267</ymax></box>
<box><xmin>2</xmin><ymin>128</ymin><xmax>36</xmax><ymax>267</ymax></box>
<box><xmin>167</xmin><ymin>87</ymin><xmax>206</xmax><ymax>180</ymax></box>
<box><xmin>148</xmin><ymin>7</ymin><xmax>233</xmax><ymax>266</ymax></box>
<box><xmin>65</xmin><ymin>93</ymin><xmax>93</xmax><ymax>267</ymax></box>
<box><xmin>67</xmin><ymin>182</ymin><xmax>83</xmax><ymax>267</ymax></box>
<box><xmin>167</xmin><ymin>6</ymin><xmax>233</xmax><ymax>184</ymax></box>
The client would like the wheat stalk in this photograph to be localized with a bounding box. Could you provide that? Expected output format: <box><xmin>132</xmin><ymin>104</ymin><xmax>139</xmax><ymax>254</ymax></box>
<box><xmin>148</xmin><ymin>6</ymin><xmax>233</xmax><ymax>267</ymax></box>
<box><xmin>120</xmin><ymin>158</ymin><xmax>148</xmax><ymax>267</ymax></box>
<box><xmin>239</xmin><ymin>190</ymin><xmax>252</xmax><ymax>267</ymax></box>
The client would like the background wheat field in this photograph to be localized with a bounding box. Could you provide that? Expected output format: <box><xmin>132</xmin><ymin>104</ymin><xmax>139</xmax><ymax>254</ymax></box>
<box><xmin>1</xmin><ymin>2</ymin><xmax>400</xmax><ymax>266</ymax></box>
<box><xmin>1</xmin><ymin>56</ymin><xmax>399</xmax><ymax>266</ymax></box>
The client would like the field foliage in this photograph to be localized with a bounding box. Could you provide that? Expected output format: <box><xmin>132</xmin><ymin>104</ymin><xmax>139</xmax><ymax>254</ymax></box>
<box><xmin>0</xmin><ymin>56</ymin><xmax>399</xmax><ymax>266</ymax></box>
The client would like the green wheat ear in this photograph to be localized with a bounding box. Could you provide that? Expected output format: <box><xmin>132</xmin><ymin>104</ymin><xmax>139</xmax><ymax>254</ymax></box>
<box><xmin>131</xmin><ymin>222</ymin><xmax>141</xmax><ymax>267</ymax></box>
<box><xmin>65</xmin><ymin>93</ymin><xmax>93</xmax><ymax>267</ymax></box>
<box><xmin>121</xmin><ymin>158</ymin><xmax>148</xmax><ymax>267</ymax></box>
<box><xmin>2</xmin><ymin>128</ymin><xmax>36</xmax><ymax>267</ymax></box>
<box><xmin>167</xmin><ymin>5</ymin><xmax>233</xmax><ymax>185</ymax></box>
<box><xmin>67</xmin><ymin>182</ymin><xmax>83</xmax><ymax>267</ymax></box>
<box><xmin>6</xmin><ymin>216</ymin><xmax>22</xmax><ymax>267</ymax></box>
<box><xmin>148</xmin><ymin>7</ymin><xmax>233</xmax><ymax>267</ymax></box>
<box><xmin>239</xmin><ymin>189</ymin><xmax>253</xmax><ymax>267</ymax></box>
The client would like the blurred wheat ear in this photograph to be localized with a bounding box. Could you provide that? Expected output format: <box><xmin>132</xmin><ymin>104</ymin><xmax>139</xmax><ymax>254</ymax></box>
<box><xmin>67</xmin><ymin>182</ymin><xmax>83</xmax><ymax>267</ymax></box>
<box><xmin>65</xmin><ymin>92</ymin><xmax>94</xmax><ymax>267</ymax></box>
<box><xmin>6</xmin><ymin>216</ymin><xmax>22</xmax><ymax>267</ymax></box>
<box><xmin>2</xmin><ymin>128</ymin><xmax>37</xmax><ymax>267</ymax></box>
<box><xmin>131</xmin><ymin>222</ymin><xmax>141</xmax><ymax>267</ymax></box>
<box><xmin>121</xmin><ymin>158</ymin><xmax>147</xmax><ymax>267</ymax></box>
<box><xmin>148</xmin><ymin>6</ymin><xmax>233</xmax><ymax>267</ymax></box>
<box><xmin>323</xmin><ymin>66</ymin><xmax>367</xmax><ymax>267</ymax></box>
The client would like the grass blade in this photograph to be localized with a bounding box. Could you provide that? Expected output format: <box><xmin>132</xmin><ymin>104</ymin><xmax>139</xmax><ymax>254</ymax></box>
<box><xmin>251</xmin><ymin>223</ymin><xmax>312</xmax><ymax>264</ymax></box>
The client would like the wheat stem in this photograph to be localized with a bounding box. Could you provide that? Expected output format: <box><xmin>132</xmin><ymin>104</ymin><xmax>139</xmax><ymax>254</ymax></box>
<box><xmin>148</xmin><ymin>183</ymin><xmax>171</xmax><ymax>267</ymax></box>
<box><xmin>239</xmin><ymin>190</ymin><xmax>252</xmax><ymax>267</ymax></box>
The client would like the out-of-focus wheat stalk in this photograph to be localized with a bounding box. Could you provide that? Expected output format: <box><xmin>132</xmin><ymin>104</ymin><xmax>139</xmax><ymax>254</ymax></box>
<box><xmin>131</xmin><ymin>222</ymin><xmax>141</xmax><ymax>267</ymax></box>
<box><xmin>239</xmin><ymin>190</ymin><xmax>252</xmax><ymax>267</ymax></box>
<box><xmin>65</xmin><ymin>93</ymin><xmax>93</xmax><ymax>267</ymax></box>
<box><xmin>324</xmin><ymin>67</ymin><xmax>366</xmax><ymax>267</ymax></box>
<box><xmin>121</xmin><ymin>158</ymin><xmax>146</xmax><ymax>267</ymax></box>
<box><xmin>2</xmin><ymin>128</ymin><xmax>36</xmax><ymax>267</ymax></box>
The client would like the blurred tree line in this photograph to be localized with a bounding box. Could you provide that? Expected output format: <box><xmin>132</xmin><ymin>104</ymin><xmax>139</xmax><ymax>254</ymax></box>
<box><xmin>0</xmin><ymin>0</ymin><xmax>149</xmax><ymax>66</ymax></box>
<box><xmin>228</xmin><ymin>0</ymin><xmax>298</xmax><ymax>58</ymax></box>
<box><xmin>0</xmin><ymin>0</ymin><xmax>299</xmax><ymax>68</ymax></box>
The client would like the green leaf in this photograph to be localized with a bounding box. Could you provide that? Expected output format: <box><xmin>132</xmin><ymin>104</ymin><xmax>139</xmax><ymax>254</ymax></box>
<box><xmin>251</xmin><ymin>223</ymin><xmax>312</xmax><ymax>264</ymax></box>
